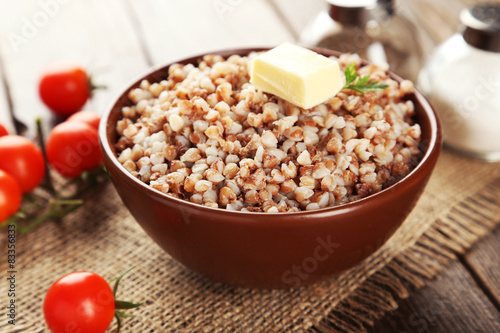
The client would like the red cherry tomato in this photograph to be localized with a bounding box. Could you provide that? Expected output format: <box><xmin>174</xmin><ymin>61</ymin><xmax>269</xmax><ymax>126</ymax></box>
<box><xmin>0</xmin><ymin>135</ymin><xmax>45</xmax><ymax>193</ymax></box>
<box><xmin>0</xmin><ymin>124</ymin><xmax>8</xmax><ymax>137</ymax></box>
<box><xmin>39</xmin><ymin>62</ymin><xmax>90</xmax><ymax>116</ymax></box>
<box><xmin>67</xmin><ymin>110</ymin><xmax>101</xmax><ymax>130</ymax></box>
<box><xmin>43</xmin><ymin>271</ymin><xmax>115</xmax><ymax>333</ymax></box>
<box><xmin>0</xmin><ymin>170</ymin><xmax>22</xmax><ymax>223</ymax></box>
<box><xmin>46</xmin><ymin>121</ymin><xmax>102</xmax><ymax>178</ymax></box>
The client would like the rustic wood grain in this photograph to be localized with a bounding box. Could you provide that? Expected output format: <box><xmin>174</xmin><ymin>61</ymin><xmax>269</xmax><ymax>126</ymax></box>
<box><xmin>0</xmin><ymin>0</ymin><xmax>149</xmax><ymax>136</ymax></box>
<box><xmin>463</xmin><ymin>227</ymin><xmax>500</xmax><ymax>310</ymax></box>
<box><xmin>367</xmin><ymin>258</ymin><xmax>500</xmax><ymax>333</ymax></box>
<box><xmin>126</xmin><ymin>0</ymin><xmax>294</xmax><ymax>66</ymax></box>
<box><xmin>268</xmin><ymin>0</ymin><xmax>325</xmax><ymax>39</ymax></box>
<box><xmin>0</xmin><ymin>59</ymin><xmax>15</xmax><ymax>134</ymax></box>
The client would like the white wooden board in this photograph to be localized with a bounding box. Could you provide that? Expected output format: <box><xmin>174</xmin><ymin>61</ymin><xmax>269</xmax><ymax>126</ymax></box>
<box><xmin>0</xmin><ymin>65</ymin><xmax>15</xmax><ymax>134</ymax></box>
<box><xmin>270</xmin><ymin>0</ymin><xmax>326</xmax><ymax>38</ymax></box>
<box><xmin>0</xmin><ymin>0</ymin><xmax>149</xmax><ymax>135</ymax></box>
<box><xmin>127</xmin><ymin>0</ymin><xmax>296</xmax><ymax>65</ymax></box>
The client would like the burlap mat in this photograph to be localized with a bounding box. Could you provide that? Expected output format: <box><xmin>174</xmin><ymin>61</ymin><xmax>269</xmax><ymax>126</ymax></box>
<box><xmin>1</xmin><ymin>150</ymin><xmax>500</xmax><ymax>333</ymax></box>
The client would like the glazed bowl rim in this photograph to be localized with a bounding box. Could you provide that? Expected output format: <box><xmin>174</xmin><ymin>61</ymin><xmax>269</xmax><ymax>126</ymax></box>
<box><xmin>99</xmin><ymin>47</ymin><xmax>442</xmax><ymax>220</ymax></box>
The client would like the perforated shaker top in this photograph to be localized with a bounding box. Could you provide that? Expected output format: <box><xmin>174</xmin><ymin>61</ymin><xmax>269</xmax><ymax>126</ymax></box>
<box><xmin>461</xmin><ymin>2</ymin><xmax>500</xmax><ymax>52</ymax></box>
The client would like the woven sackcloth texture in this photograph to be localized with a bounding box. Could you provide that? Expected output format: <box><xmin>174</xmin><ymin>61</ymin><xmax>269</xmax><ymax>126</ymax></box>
<box><xmin>1</xmin><ymin>150</ymin><xmax>499</xmax><ymax>333</ymax></box>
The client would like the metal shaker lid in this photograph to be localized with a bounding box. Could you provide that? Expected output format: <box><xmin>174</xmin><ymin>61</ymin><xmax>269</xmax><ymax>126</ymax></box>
<box><xmin>461</xmin><ymin>3</ymin><xmax>500</xmax><ymax>52</ymax></box>
<box><xmin>327</xmin><ymin>0</ymin><xmax>394</xmax><ymax>26</ymax></box>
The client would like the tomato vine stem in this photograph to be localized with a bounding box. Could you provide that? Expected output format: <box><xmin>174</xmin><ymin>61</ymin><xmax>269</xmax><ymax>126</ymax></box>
<box><xmin>18</xmin><ymin>199</ymin><xmax>83</xmax><ymax>234</ymax></box>
<box><xmin>36</xmin><ymin>117</ymin><xmax>56</xmax><ymax>196</ymax></box>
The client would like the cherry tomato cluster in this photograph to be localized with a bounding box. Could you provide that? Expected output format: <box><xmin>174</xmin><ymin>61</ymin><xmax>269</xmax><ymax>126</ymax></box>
<box><xmin>0</xmin><ymin>61</ymin><xmax>105</xmax><ymax>223</ymax></box>
<box><xmin>2</xmin><ymin>62</ymin><xmax>141</xmax><ymax>332</ymax></box>
<box><xmin>38</xmin><ymin>63</ymin><xmax>103</xmax><ymax>177</ymax></box>
<box><xmin>0</xmin><ymin>110</ymin><xmax>102</xmax><ymax>223</ymax></box>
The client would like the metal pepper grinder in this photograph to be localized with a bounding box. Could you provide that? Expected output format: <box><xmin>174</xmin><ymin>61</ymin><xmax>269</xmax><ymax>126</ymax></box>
<box><xmin>418</xmin><ymin>3</ymin><xmax>500</xmax><ymax>161</ymax></box>
<box><xmin>300</xmin><ymin>0</ymin><xmax>424</xmax><ymax>82</ymax></box>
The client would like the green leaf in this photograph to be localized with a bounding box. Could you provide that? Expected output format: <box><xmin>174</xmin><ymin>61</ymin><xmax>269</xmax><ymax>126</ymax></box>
<box><xmin>112</xmin><ymin>266</ymin><xmax>135</xmax><ymax>297</ymax></box>
<box><xmin>115</xmin><ymin>314</ymin><xmax>122</xmax><ymax>333</ymax></box>
<box><xmin>344</xmin><ymin>63</ymin><xmax>357</xmax><ymax>86</ymax></box>
<box><xmin>342</xmin><ymin>63</ymin><xmax>388</xmax><ymax>94</ymax></box>
<box><xmin>343</xmin><ymin>84</ymin><xmax>364</xmax><ymax>94</ymax></box>
<box><xmin>116</xmin><ymin>311</ymin><xmax>136</xmax><ymax>318</ymax></box>
<box><xmin>357</xmin><ymin>75</ymin><xmax>370</xmax><ymax>86</ymax></box>
<box><xmin>110</xmin><ymin>267</ymin><xmax>143</xmax><ymax>333</ymax></box>
<box><xmin>115</xmin><ymin>300</ymin><xmax>144</xmax><ymax>310</ymax></box>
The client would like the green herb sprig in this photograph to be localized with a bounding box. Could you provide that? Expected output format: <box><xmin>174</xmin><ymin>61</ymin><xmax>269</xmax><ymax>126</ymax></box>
<box><xmin>342</xmin><ymin>63</ymin><xmax>388</xmax><ymax>93</ymax></box>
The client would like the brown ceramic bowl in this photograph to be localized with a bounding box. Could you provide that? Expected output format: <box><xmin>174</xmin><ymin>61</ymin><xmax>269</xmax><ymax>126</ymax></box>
<box><xmin>99</xmin><ymin>48</ymin><xmax>442</xmax><ymax>289</ymax></box>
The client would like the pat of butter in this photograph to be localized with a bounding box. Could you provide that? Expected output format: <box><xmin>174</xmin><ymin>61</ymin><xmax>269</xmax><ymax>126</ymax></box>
<box><xmin>250</xmin><ymin>43</ymin><xmax>342</xmax><ymax>109</ymax></box>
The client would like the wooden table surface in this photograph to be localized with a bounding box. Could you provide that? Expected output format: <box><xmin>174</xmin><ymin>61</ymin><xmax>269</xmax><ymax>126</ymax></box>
<box><xmin>0</xmin><ymin>0</ymin><xmax>498</xmax><ymax>332</ymax></box>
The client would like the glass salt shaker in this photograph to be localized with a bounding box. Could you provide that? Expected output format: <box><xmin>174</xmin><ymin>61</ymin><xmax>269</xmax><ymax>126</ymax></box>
<box><xmin>300</xmin><ymin>0</ymin><xmax>424</xmax><ymax>82</ymax></box>
<box><xmin>418</xmin><ymin>3</ymin><xmax>500</xmax><ymax>161</ymax></box>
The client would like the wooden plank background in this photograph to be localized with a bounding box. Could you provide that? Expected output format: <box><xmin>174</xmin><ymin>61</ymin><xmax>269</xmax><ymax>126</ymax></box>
<box><xmin>0</xmin><ymin>0</ymin><xmax>151</xmax><ymax>136</ymax></box>
<box><xmin>127</xmin><ymin>0</ymin><xmax>295</xmax><ymax>65</ymax></box>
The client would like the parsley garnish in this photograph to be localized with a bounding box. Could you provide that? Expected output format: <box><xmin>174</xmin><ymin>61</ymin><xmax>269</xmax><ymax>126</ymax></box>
<box><xmin>342</xmin><ymin>63</ymin><xmax>388</xmax><ymax>93</ymax></box>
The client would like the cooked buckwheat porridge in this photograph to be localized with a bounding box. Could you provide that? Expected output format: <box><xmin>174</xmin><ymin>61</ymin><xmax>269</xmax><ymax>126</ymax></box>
<box><xmin>115</xmin><ymin>52</ymin><xmax>422</xmax><ymax>212</ymax></box>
